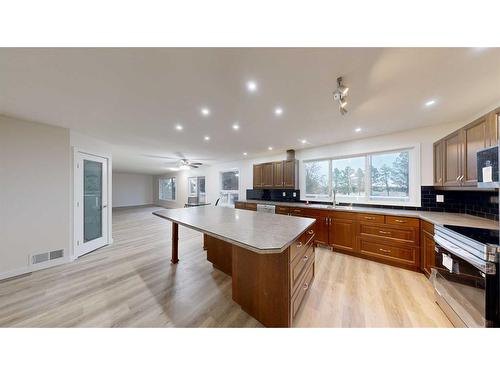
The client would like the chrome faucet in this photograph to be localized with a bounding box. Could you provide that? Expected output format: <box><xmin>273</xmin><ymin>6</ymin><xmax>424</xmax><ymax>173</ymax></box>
<box><xmin>332</xmin><ymin>189</ymin><xmax>337</xmax><ymax>208</ymax></box>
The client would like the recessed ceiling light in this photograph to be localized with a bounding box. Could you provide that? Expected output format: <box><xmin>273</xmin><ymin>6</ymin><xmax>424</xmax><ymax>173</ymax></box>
<box><xmin>175</xmin><ymin>124</ymin><xmax>183</xmax><ymax>131</ymax></box>
<box><xmin>201</xmin><ymin>107</ymin><xmax>211</xmax><ymax>116</ymax></box>
<box><xmin>355</xmin><ymin>127</ymin><xmax>362</xmax><ymax>133</ymax></box>
<box><xmin>169</xmin><ymin>167</ymin><xmax>180</xmax><ymax>171</ymax></box>
<box><xmin>232</xmin><ymin>123</ymin><xmax>240</xmax><ymax>130</ymax></box>
<box><xmin>274</xmin><ymin>107</ymin><xmax>283</xmax><ymax>116</ymax></box>
<box><xmin>268</xmin><ymin>146</ymin><xmax>273</xmax><ymax>151</ymax></box>
<box><xmin>243</xmin><ymin>152</ymin><xmax>248</xmax><ymax>156</ymax></box>
<box><xmin>300</xmin><ymin>139</ymin><xmax>307</xmax><ymax>144</ymax></box>
<box><xmin>246</xmin><ymin>80</ymin><xmax>258</xmax><ymax>92</ymax></box>
<box><xmin>425</xmin><ymin>99</ymin><xmax>436</xmax><ymax>107</ymax></box>
<box><xmin>204</xmin><ymin>135</ymin><xmax>210</xmax><ymax>141</ymax></box>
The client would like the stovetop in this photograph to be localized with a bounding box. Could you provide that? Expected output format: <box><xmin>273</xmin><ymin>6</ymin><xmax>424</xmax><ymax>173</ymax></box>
<box><xmin>443</xmin><ymin>224</ymin><xmax>500</xmax><ymax>246</ymax></box>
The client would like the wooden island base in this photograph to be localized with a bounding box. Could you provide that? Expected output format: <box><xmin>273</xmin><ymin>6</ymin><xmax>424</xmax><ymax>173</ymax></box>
<box><xmin>204</xmin><ymin>232</ymin><xmax>315</xmax><ymax>328</ymax></box>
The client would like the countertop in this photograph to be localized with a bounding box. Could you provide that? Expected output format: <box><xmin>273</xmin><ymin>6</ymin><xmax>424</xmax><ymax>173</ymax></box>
<box><xmin>153</xmin><ymin>206</ymin><xmax>315</xmax><ymax>254</ymax></box>
<box><xmin>236</xmin><ymin>200</ymin><xmax>499</xmax><ymax>230</ymax></box>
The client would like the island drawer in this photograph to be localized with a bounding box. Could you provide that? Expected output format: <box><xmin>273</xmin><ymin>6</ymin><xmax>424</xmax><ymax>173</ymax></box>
<box><xmin>359</xmin><ymin>238</ymin><xmax>417</xmax><ymax>264</ymax></box>
<box><xmin>290</xmin><ymin>231</ymin><xmax>314</xmax><ymax>262</ymax></box>
<box><xmin>385</xmin><ymin>215</ymin><xmax>420</xmax><ymax>227</ymax></box>
<box><xmin>303</xmin><ymin>225</ymin><xmax>315</xmax><ymax>245</ymax></box>
<box><xmin>357</xmin><ymin>213</ymin><xmax>385</xmax><ymax>223</ymax></box>
<box><xmin>291</xmin><ymin>261</ymin><xmax>315</xmax><ymax>320</ymax></box>
<box><xmin>359</xmin><ymin>223</ymin><xmax>418</xmax><ymax>245</ymax></box>
<box><xmin>290</xmin><ymin>243</ymin><xmax>314</xmax><ymax>294</ymax></box>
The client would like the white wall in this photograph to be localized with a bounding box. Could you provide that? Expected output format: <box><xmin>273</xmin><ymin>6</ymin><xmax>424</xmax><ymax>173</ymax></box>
<box><xmin>0</xmin><ymin>115</ymin><xmax>71</xmax><ymax>278</ymax></box>
<box><xmin>113</xmin><ymin>172</ymin><xmax>153</xmax><ymax>207</ymax></box>
<box><xmin>154</xmin><ymin>121</ymin><xmax>463</xmax><ymax>209</ymax></box>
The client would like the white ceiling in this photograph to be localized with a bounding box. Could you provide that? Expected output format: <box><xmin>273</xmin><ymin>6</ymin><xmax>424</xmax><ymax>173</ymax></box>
<box><xmin>1</xmin><ymin>48</ymin><xmax>500</xmax><ymax>174</ymax></box>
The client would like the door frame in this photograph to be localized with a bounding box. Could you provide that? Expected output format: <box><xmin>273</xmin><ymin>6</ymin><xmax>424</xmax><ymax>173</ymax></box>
<box><xmin>72</xmin><ymin>148</ymin><xmax>112</xmax><ymax>259</ymax></box>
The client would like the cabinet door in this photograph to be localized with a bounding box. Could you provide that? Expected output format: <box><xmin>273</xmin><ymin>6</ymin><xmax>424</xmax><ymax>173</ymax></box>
<box><xmin>314</xmin><ymin>216</ymin><xmax>330</xmax><ymax>245</ymax></box>
<box><xmin>462</xmin><ymin>117</ymin><xmax>488</xmax><ymax>186</ymax></box>
<box><xmin>433</xmin><ymin>140</ymin><xmax>444</xmax><ymax>186</ymax></box>
<box><xmin>486</xmin><ymin>112</ymin><xmax>499</xmax><ymax>147</ymax></box>
<box><xmin>262</xmin><ymin>163</ymin><xmax>274</xmax><ymax>188</ymax></box>
<box><xmin>283</xmin><ymin>160</ymin><xmax>296</xmax><ymax>188</ymax></box>
<box><xmin>253</xmin><ymin>164</ymin><xmax>263</xmax><ymax>188</ymax></box>
<box><xmin>443</xmin><ymin>131</ymin><xmax>462</xmax><ymax>186</ymax></box>
<box><xmin>421</xmin><ymin>230</ymin><xmax>435</xmax><ymax>278</ymax></box>
<box><xmin>273</xmin><ymin>161</ymin><xmax>284</xmax><ymax>188</ymax></box>
<box><xmin>329</xmin><ymin>217</ymin><xmax>356</xmax><ymax>253</ymax></box>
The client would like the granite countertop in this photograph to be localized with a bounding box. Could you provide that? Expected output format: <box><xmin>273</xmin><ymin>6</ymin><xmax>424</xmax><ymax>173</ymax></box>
<box><xmin>153</xmin><ymin>206</ymin><xmax>315</xmax><ymax>254</ymax></box>
<box><xmin>236</xmin><ymin>200</ymin><xmax>499</xmax><ymax>230</ymax></box>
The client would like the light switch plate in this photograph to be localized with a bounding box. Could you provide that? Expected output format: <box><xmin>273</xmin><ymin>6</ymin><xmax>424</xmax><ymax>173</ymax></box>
<box><xmin>293</xmin><ymin>192</ymin><xmax>297</xmax><ymax>197</ymax></box>
<box><xmin>436</xmin><ymin>194</ymin><xmax>444</xmax><ymax>203</ymax></box>
<box><xmin>282</xmin><ymin>192</ymin><xmax>286</xmax><ymax>196</ymax></box>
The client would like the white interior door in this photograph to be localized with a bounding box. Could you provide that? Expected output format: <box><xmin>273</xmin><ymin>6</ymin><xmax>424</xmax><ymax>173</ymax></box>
<box><xmin>74</xmin><ymin>152</ymin><xmax>109</xmax><ymax>257</ymax></box>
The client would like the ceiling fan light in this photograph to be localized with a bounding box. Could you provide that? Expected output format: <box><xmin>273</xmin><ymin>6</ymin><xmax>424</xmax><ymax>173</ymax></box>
<box><xmin>179</xmin><ymin>165</ymin><xmax>190</xmax><ymax>171</ymax></box>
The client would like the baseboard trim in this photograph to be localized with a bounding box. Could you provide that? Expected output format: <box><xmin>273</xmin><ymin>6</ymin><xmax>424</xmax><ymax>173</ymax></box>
<box><xmin>112</xmin><ymin>204</ymin><xmax>155</xmax><ymax>210</ymax></box>
<box><xmin>0</xmin><ymin>257</ymin><xmax>71</xmax><ymax>282</ymax></box>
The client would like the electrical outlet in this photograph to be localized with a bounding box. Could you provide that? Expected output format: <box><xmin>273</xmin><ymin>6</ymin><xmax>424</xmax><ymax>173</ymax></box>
<box><xmin>436</xmin><ymin>194</ymin><xmax>444</xmax><ymax>203</ymax></box>
<box><xmin>293</xmin><ymin>192</ymin><xmax>297</xmax><ymax>197</ymax></box>
<box><xmin>282</xmin><ymin>192</ymin><xmax>286</xmax><ymax>197</ymax></box>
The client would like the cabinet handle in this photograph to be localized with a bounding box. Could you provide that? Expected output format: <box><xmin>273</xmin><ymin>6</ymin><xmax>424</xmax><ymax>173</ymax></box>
<box><xmin>379</xmin><ymin>230</ymin><xmax>391</xmax><ymax>235</ymax></box>
<box><xmin>394</xmin><ymin>219</ymin><xmax>405</xmax><ymax>223</ymax></box>
<box><xmin>364</xmin><ymin>216</ymin><xmax>375</xmax><ymax>220</ymax></box>
<box><xmin>303</xmin><ymin>255</ymin><xmax>309</xmax><ymax>262</ymax></box>
<box><xmin>379</xmin><ymin>248</ymin><xmax>391</xmax><ymax>253</ymax></box>
<box><xmin>296</xmin><ymin>241</ymin><xmax>303</xmax><ymax>248</ymax></box>
<box><xmin>456</xmin><ymin>176</ymin><xmax>460</xmax><ymax>182</ymax></box>
<box><xmin>307</xmin><ymin>230</ymin><xmax>314</xmax><ymax>235</ymax></box>
<box><xmin>303</xmin><ymin>282</ymin><xmax>309</xmax><ymax>290</ymax></box>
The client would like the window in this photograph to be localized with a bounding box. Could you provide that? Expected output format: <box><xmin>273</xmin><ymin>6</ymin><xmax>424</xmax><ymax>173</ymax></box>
<box><xmin>188</xmin><ymin>176</ymin><xmax>206</xmax><ymax>203</ymax></box>
<box><xmin>304</xmin><ymin>148</ymin><xmax>414</xmax><ymax>205</ymax></box>
<box><xmin>305</xmin><ymin>160</ymin><xmax>329</xmax><ymax>198</ymax></box>
<box><xmin>159</xmin><ymin>177</ymin><xmax>176</xmax><ymax>201</ymax></box>
<box><xmin>219</xmin><ymin>170</ymin><xmax>239</xmax><ymax>207</ymax></box>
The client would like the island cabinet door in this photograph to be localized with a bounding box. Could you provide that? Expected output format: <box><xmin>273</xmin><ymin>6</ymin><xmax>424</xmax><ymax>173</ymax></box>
<box><xmin>328</xmin><ymin>213</ymin><xmax>357</xmax><ymax>253</ymax></box>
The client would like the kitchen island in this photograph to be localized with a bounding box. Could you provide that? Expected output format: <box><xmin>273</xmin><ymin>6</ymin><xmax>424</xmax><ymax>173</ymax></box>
<box><xmin>153</xmin><ymin>206</ymin><xmax>316</xmax><ymax>327</ymax></box>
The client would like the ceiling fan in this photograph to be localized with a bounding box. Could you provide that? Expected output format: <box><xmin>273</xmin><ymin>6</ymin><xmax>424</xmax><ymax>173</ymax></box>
<box><xmin>143</xmin><ymin>152</ymin><xmax>209</xmax><ymax>170</ymax></box>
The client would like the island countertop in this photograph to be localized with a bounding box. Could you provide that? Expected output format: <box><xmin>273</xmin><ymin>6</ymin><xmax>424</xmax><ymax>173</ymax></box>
<box><xmin>153</xmin><ymin>206</ymin><xmax>316</xmax><ymax>254</ymax></box>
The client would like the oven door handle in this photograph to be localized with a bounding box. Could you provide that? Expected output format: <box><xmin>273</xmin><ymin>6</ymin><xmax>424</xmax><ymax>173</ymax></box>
<box><xmin>434</xmin><ymin>235</ymin><xmax>496</xmax><ymax>275</ymax></box>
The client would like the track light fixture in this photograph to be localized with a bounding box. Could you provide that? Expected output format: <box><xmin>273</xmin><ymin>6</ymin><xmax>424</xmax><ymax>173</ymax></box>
<box><xmin>333</xmin><ymin>76</ymin><xmax>349</xmax><ymax>115</ymax></box>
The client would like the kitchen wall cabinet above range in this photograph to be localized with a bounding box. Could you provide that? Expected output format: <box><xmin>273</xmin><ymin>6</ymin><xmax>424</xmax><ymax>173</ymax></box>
<box><xmin>253</xmin><ymin>160</ymin><xmax>298</xmax><ymax>189</ymax></box>
<box><xmin>434</xmin><ymin>109</ymin><xmax>499</xmax><ymax>188</ymax></box>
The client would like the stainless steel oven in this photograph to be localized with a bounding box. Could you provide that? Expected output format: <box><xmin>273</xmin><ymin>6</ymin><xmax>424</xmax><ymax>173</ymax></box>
<box><xmin>432</xmin><ymin>225</ymin><xmax>499</xmax><ymax>327</ymax></box>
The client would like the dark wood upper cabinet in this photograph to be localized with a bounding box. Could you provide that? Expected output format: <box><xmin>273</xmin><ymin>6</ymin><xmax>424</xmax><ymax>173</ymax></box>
<box><xmin>434</xmin><ymin>108</ymin><xmax>499</xmax><ymax>189</ymax></box>
<box><xmin>283</xmin><ymin>160</ymin><xmax>297</xmax><ymax>188</ymax></box>
<box><xmin>443</xmin><ymin>131</ymin><xmax>462</xmax><ymax>186</ymax></box>
<box><xmin>273</xmin><ymin>161</ymin><xmax>284</xmax><ymax>188</ymax></box>
<box><xmin>262</xmin><ymin>163</ymin><xmax>274</xmax><ymax>188</ymax></box>
<box><xmin>462</xmin><ymin>116</ymin><xmax>488</xmax><ymax>186</ymax></box>
<box><xmin>433</xmin><ymin>140</ymin><xmax>444</xmax><ymax>186</ymax></box>
<box><xmin>253</xmin><ymin>164</ymin><xmax>263</xmax><ymax>188</ymax></box>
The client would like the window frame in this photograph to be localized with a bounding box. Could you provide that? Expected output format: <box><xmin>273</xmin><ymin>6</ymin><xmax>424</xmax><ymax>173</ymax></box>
<box><xmin>303</xmin><ymin>146</ymin><xmax>419</xmax><ymax>207</ymax></box>
<box><xmin>219</xmin><ymin>169</ymin><xmax>240</xmax><ymax>207</ymax></box>
<box><xmin>158</xmin><ymin>177</ymin><xmax>176</xmax><ymax>201</ymax></box>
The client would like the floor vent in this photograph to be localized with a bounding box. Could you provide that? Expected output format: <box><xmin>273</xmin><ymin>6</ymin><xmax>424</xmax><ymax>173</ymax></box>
<box><xmin>31</xmin><ymin>249</ymin><xmax>64</xmax><ymax>265</ymax></box>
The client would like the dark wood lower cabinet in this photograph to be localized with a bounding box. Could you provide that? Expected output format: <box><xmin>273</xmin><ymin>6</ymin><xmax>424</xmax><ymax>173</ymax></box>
<box><xmin>329</xmin><ymin>216</ymin><xmax>356</xmax><ymax>253</ymax></box>
<box><xmin>421</xmin><ymin>220</ymin><xmax>435</xmax><ymax>278</ymax></box>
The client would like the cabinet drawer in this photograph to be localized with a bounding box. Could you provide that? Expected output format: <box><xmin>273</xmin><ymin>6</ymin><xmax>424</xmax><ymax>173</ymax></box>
<box><xmin>359</xmin><ymin>223</ymin><xmax>418</xmax><ymax>245</ymax></box>
<box><xmin>291</xmin><ymin>261</ymin><xmax>314</xmax><ymax>320</ymax></box>
<box><xmin>303</xmin><ymin>225</ymin><xmax>315</xmax><ymax>245</ymax></box>
<box><xmin>245</xmin><ymin>203</ymin><xmax>257</xmax><ymax>211</ymax></box>
<box><xmin>276</xmin><ymin>206</ymin><xmax>290</xmax><ymax>215</ymax></box>
<box><xmin>290</xmin><ymin>207</ymin><xmax>304</xmax><ymax>216</ymax></box>
<box><xmin>357</xmin><ymin>213</ymin><xmax>385</xmax><ymax>223</ymax></box>
<box><xmin>235</xmin><ymin>202</ymin><xmax>245</xmax><ymax>209</ymax></box>
<box><xmin>331</xmin><ymin>210</ymin><xmax>356</xmax><ymax>220</ymax></box>
<box><xmin>290</xmin><ymin>236</ymin><xmax>309</xmax><ymax>263</ymax></box>
<box><xmin>290</xmin><ymin>244</ymin><xmax>314</xmax><ymax>294</ymax></box>
<box><xmin>385</xmin><ymin>215</ymin><xmax>419</xmax><ymax>228</ymax></box>
<box><xmin>360</xmin><ymin>239</ymin><xmax>417</xmax><ymax>264</ymax></box>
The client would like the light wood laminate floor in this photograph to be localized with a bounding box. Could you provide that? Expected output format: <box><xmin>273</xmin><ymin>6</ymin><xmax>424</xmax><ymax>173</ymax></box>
<box><xmin>0</xmin><ymin>206</ymin><xmax>452</xmax><ymax>328</ymax></box>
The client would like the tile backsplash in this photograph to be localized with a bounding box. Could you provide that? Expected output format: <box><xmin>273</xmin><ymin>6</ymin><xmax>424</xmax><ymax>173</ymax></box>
<box><xmin>420</xmin><ymin>186</ymin><xmax>499</xmax><ymax>221</ymax></box>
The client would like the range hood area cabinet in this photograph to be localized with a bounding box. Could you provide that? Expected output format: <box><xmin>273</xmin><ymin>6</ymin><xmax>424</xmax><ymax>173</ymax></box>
<box><xmin>433</xmin><ymin>110</ymin><xmax>499</xmax><ymax>188</ymax></box>
<box><xmin>253</xmin><ymin>160</ymin><xmax>298</xmax><ymax>189</ymax></box>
